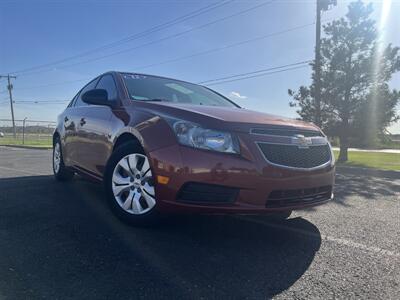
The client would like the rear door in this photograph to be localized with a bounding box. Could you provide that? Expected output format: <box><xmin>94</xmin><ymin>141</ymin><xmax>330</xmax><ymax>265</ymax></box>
<box><xmin>76</xmin><ymin>74</ymin><xmax>117</xmax><ymax>177</ymax></box>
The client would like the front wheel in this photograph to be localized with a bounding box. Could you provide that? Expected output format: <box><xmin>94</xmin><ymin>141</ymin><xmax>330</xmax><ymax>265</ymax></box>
<box><xmin>104</xmin><ymin>142</ymin><xmax>159</xmax><ymax>225</ymax></box>
<box><xmin>266</xmin><ymin>210</ymin><xmax>292</xmax><ymax>221</ymax></box>
<box><xmin>53</xmin><ymin>137</ymin><xmax>74</xmax><ymax>181</ymax></box>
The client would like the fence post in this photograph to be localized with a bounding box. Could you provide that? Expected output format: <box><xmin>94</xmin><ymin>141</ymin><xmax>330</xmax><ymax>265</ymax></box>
<box><xmin>22</xmin><ymin>117</ymin><xmax>27</xmax><ymax>145</ymax></box>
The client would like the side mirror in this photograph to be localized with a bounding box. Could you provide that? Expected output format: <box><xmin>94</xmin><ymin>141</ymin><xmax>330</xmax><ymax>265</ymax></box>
<box><xmin>81</xmin><ymin>89</ymin><xmax>110</xmax><ymax>106</ymax></box>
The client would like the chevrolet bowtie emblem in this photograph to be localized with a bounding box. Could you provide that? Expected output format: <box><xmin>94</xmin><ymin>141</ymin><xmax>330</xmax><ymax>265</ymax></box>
<box><xmin>292</xmin><ymin>134</ymin><xmax>312</xmax><ymax>148</ymax></box>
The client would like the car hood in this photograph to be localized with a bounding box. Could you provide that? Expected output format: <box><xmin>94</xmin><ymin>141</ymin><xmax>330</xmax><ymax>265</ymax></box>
<box><xmin>133</xmin><ymin>101</ymin><xmax>320</xmax><ymax>132</ymax></box>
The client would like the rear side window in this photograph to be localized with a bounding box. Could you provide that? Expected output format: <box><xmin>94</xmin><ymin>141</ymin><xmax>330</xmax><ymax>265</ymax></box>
<box><xmin>74</xmin><ymin>78</ymin><xmax>99</xmax><ymax>107</ymax></box>
<box><xmin>96</xmin><ymin>74</ymin><xmax>117</xmax><ymax>101</ymax></box>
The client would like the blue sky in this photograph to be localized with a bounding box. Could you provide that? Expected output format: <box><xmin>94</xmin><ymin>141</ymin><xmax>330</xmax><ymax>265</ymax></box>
<box><xmin>0</xmin><ymin>0</ymin><xmax>399</xmax><ymax>133</ymax></box>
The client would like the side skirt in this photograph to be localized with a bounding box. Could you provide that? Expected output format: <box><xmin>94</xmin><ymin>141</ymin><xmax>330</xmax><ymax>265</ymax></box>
<box><xmin>71</xmin><ymin>165</ymin><xmax>103</xmax><ymax>183</ymax></box>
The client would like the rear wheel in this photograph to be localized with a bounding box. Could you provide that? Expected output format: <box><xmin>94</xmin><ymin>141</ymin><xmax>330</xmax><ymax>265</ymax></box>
<box><xmin>104</xmin><ymin>142</ymin><xmax>159</xmax><ymax>225</ymax></box>
<box><xmin>53</xmin><ymin>137</ymin><xmax>74</xmax><ymax>181</ymax></box>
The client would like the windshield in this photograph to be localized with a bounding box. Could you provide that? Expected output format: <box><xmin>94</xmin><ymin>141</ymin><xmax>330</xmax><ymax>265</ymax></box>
<box><xmin>122</xmin><ymin>73</ymin><xmax>238</xmax><ymax>108</ymax></box>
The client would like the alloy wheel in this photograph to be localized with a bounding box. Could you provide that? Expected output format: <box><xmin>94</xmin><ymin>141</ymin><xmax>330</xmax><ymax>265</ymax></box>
<box><xmin>53</xmin><ymin>142</ymin><xmax>61</xmax><ymax>174</ymax></box>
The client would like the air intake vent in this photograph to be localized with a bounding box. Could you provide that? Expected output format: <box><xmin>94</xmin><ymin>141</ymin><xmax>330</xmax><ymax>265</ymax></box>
<box><xmin>267</xmin><ymin>186</ymin><xmax>332</xmax><ymax>208</ymax></box>
<box><xmin>177</xmin><ymin>182</ymin><xmax>239</xmax><ymax>204</ymax></box>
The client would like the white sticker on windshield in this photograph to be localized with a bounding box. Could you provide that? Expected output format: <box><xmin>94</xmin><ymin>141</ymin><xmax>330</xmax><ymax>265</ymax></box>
<box><xmin>124</xmin><ymin>74</ymin><xmax>147</xmax><ymax>80</ymax></box>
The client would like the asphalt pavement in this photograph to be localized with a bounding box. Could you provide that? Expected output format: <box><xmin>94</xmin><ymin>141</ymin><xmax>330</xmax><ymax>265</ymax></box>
<box><xmin>0</xmin><ymin>146</ymin><xmax>399</xmax><ymax>299</ymax></box>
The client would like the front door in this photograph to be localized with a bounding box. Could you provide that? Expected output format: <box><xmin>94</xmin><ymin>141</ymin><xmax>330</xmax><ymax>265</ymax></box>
<box><xmin>76</xmin><ymin>74</ymin><xmax>118</xmax><ymax>177</ymax></box>
<box><xmin>76</xmin><ymin>106</ymin><xmax>113</xmax><ymax>176</ymax></box>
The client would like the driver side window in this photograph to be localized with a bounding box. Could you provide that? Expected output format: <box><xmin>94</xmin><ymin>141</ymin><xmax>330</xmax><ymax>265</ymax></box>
<box><xmin>95</xmin><ymin>74</ymin><xmax>117</xmax><ymax>101</ymax></box>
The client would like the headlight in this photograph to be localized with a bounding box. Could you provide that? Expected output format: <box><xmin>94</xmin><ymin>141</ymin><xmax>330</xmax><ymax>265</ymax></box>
<box><xmin>172</xmin><ymin>120</ymin><xmax>239</xmax><ymax>154</ymax></box>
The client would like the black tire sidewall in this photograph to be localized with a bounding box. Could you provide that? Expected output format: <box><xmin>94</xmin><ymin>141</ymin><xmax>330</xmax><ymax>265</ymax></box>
<box><xmin>267</xmin><ymin>210</ymin><xmax>292</xmax><ymax>221</ymax></box>
<box><xmin>52</xmin><ymin>140</ymin><xmax>60</xmax><ymax>176</ymax></box>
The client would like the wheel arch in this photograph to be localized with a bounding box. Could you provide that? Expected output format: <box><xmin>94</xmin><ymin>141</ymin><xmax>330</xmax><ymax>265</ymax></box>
<box><xmin>112</xmin><ymin>132</ymin><xmax>144</xmax><ymax>153</ymax></box>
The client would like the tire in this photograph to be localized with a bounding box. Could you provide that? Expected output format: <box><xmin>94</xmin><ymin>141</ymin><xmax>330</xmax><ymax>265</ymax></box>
<box><xmin>53</xmin><ymin>137</ymin><xmax>74</xmax><ymax>181</ymax></box>
<box><xmin>266</xmin><ymin>210</ymin><xmax>292</xmax><ymax>221</ymax></box>
<box><xmin>104</xmin><ymin>142</ymin><xmax>159</xmax><ymax>226</ymax></box>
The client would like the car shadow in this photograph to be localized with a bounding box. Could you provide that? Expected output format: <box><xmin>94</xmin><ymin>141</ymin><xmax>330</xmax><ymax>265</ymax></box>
<box><xmin>0</xmin><ymin>175</ymin><xmax>321</xmax><ymax>299</ymax></box>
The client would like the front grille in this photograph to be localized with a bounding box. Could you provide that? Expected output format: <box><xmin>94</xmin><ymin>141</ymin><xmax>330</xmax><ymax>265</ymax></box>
<box><xmin>266</xmin><ymin>186</ymin><xmax>332</xmax><ymax>208</ymax></box>
<box><xmin>177</xmin><ymin>182</ymin><xmax>239</xmax><ymax>204</ymax></box>
<box><xmin>257</xmin><ymin>143</ymin><xmax>331</xmax><ymax>169</ymax></box>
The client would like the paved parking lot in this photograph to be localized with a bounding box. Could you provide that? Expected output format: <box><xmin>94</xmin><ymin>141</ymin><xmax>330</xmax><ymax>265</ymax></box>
<box><xmin>0</xmin><ymin>146</ymin><xmax>399</xmax><ymax>299</ymax></box>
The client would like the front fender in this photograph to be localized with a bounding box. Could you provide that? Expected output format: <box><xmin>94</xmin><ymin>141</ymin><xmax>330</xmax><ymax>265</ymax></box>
<box><xmin>112</xmin><ymin>112</ymin><xmax>177</xmax><ymax>155</ymax></box>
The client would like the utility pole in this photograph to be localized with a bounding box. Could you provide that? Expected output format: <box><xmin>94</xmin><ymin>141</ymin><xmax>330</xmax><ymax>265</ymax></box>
<box><xmin>314</xmin><ymin>0</ymin><xmax>337</xmax><ymax>127</ymax></box>
<box><xmin>0</xmin><ymin>74</ymin><xmax>17</xmax><ymax>138</ymax></box>
<box><xmin>22</xmin><ymin>117</ymin><xmax>27</xmax><ymax>145</ymax></box>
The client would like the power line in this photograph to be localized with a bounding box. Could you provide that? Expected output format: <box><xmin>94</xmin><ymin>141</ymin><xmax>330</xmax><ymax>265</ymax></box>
<box><xmin>0</xmin><ymin>99</ymin><xmax>70</xmax><ymax>105</ymax></box>
<box><xmin>0</xmin><ymin>118</ymin><xmax>56</xmax><ymax>123</ymax></box>
<box><xmin>11</xmin><ymin>99</ymin><xmax>69</xmax><ymax>103</ymax></box>
<box><xmin>15</xmin><ymin>78</ymin><xmax>91</xmax><ymax>91</ymax></box>
<box><xmin>9</xmin><ymin>0</ymin><xmax>236</xmax><ymax>75</ymax></box>
<box><xmin>7</xmin><ymin>98</ymin><xmax>72</xmax><ymax>105</ymax></box>
<box><xmin>13</xmin><ymin>21</ymin><xmax>314</xmax><ymax>91</ymax></box>
<box><xmin>12</xmin><ymin>61</ymin><xmax>311</xmax><ymax>97</ymax></box>
<box><xmin>11</xmin><ymin>65</ymin><xmax>310</xmax><ymax>107</ymax></box>
<box><xmin>12</xmin><ymin>60</ymin><xmax>311</xmax><ymax>94</ymax></box>
<box><xmin>198</xmin><ymin>61</ymin><xmax>311</xmax><ymax>84</ymax></box>
<box><xmin>13</xmin><ymin>23</ymin><xmax>313</xmax><ymax>91</ymax></box>
<box><xmin>13</xmin><ymin>101</ymin><xmax>69</xmax><ymax>105</ymax></box>
<box><xmin>199</xmin><ymin>63</ymin><xmax>311</xmax><ymax>86</ymax></box>
<box><xmin>15</xmin><ymin>100</ymin><xmax>69</xmax><ymax>103</ymax></box>
<box><xmin>17</xmin><ymin>0</ymin><xmax>276</xmax><ymax>77</ymax></box>
<box><xmin>133</xmin><ymin>22</ymin><xmax>315</xmax><ymax>71</ymax></box>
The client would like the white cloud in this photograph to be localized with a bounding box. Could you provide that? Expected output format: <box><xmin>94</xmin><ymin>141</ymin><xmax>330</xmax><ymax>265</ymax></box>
<box><xmin>230</xmin><ymin>91</ymin><xmax>247</xmax><ymax>99</ymax></box>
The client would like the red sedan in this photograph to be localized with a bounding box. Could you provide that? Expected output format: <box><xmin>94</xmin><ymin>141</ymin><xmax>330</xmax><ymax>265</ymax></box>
<box><xmin>53</xmin><ymin>72</ymin><xmax>335</xmax><ymax>225</ymax></box>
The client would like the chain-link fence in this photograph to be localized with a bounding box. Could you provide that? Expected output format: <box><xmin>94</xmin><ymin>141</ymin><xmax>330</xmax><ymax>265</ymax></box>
<box><xmin>0</xmin><ymin>119</ymin><xmax>56</xmax><ymax>147</ymax></box>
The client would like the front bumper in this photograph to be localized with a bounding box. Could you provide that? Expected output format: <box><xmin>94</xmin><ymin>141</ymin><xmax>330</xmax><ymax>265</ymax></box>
<box><xmin>148</xmin><ymin>137</ymin><xmax>335</xmax><ymax>214</ymax></box>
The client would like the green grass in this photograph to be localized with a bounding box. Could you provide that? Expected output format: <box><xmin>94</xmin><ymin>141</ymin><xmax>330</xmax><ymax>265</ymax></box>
<box><xmin>0</xmin><ymin>136</ymin><xmax>52</xmax><ymax>148</ymax></box>
<box><xmin>333</xmin><ymin>150</ymin><xmax>400</xmax><ymax>171</ymax></box>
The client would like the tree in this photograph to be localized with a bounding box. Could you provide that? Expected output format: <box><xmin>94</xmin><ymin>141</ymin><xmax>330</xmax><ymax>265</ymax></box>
<box><xmin>288</xmin><ymin>0</ymin><xmax>400</xmax><ymax>162</ymax></box>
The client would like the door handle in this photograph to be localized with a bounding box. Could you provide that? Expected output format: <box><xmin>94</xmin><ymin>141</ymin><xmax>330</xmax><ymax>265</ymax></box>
<box><xmin>64</xmin><ymin>116</ymin><xmax>69</xmax><ymax>123</ymax></box>
<box><xmin>80</xmin><ymin>118</ymin><xmax>86</xmax><ymax>126</ymax></box>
